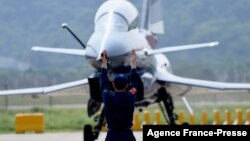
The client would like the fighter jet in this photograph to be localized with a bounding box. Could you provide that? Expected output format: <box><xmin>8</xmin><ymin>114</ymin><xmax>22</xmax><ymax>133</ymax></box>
<box><xmin>1</xmin><ymin>0</ymin><xmax>250</xmax><ymax>140</ymax></box>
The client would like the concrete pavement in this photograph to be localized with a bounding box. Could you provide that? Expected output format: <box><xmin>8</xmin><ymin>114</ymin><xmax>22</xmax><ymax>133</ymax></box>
<box><xmin>0</xmin><ymin>131</ymin><xmax>143</xmax><ymax>141</ymax></box>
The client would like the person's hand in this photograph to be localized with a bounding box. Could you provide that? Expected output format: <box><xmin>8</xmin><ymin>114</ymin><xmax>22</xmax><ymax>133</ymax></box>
<box><xmin>101</xmin><ymin>50</ymin><xmax>108</xmax><ymax>69</ymax></box>
<box><xmin>130</xmin><ymin>49</ymin><xmax>136</xmax><ymax>69</ymax></box>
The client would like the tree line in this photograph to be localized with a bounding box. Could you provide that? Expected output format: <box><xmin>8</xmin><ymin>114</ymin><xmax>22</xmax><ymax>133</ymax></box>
<box><xmin>0</xmin><ymin>0</ymin><xmax>250</xmax><ymax>88</ymax></box>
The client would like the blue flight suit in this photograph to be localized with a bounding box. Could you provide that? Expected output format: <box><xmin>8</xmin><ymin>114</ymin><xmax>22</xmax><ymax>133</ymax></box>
<box><xmin>100</xmin><ymin>68</ymin><xmax>138</xmax><ymax>141</ymax></box>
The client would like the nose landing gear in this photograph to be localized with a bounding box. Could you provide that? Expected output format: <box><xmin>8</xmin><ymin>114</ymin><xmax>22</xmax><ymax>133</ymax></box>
<box><xmin>156</xmin><ymin>87</ymin><xmax>178</xmax><ymax>125</ymax></box>
<box><xmin>83</xmin><ymin>108</ymin><xmax>106</xmax><ymax>141</ymax></box>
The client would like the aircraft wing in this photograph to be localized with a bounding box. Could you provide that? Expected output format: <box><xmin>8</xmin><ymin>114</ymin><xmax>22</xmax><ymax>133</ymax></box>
<box><xmin>144</xmin><ymin>42</ymin><xmax>219</xmax><ymax>55</ymax></box>
<box><xmin>0</xmin><ymin>79</ymin><xmax>88</xmax><ymax>96</ymax></box>
<box><xmin>32</xmin><ymin>46</ymin><xmax>86</xmax><ymax>56</ymax></box>
<box><xmin>156</xmin><ymin>71</ymin><xmax>250</xmax><ymax>90</ymax></box>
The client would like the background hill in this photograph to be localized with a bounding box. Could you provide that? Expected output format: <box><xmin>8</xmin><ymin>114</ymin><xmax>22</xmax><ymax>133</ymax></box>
<box><xmin>0</xmin><ymin>0</ymin><xmax>250</xmax><ymax>89</ymax></box>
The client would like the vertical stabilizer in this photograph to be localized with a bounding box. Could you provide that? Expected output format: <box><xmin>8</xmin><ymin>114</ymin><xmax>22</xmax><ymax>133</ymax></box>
<box><xmin>140</xmin><ymin>0</ymin><xmax>165</xmax><ymax>34</ymax></box>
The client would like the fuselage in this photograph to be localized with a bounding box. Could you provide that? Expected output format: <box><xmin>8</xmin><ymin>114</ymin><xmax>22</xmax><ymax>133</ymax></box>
<box><xmin>85</xmin><ymin>0</ymin><xmax>171</xmax><ymax>73</ymax></box>
<box><xmin>85</xmin><ymin>0</ymin><xmax>173</xmax><ymax>96</ymax></box>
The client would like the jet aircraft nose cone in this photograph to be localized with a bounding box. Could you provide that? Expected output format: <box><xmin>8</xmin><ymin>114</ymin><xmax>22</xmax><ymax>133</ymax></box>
<box><xmin>90</xmin><ymin>33</ymin><xmax>130</xmax><ymax>60</ymax></box>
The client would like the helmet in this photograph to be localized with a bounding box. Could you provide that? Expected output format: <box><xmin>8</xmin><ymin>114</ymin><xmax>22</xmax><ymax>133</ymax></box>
<box><xmin>113</xmin><ymin>74</ymin><xmax>128</xmax><ymax>90</ymax></box>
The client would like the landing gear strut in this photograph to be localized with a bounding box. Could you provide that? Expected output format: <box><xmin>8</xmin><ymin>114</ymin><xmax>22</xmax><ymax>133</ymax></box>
<box><xmin>134</xmin><ymin>87</ymin><xmax>178</xmax><ymax>124</ymax></box>
<box><xmin>156</xmin><ymin>87</ymin><xmax>177</xmax><ymax>125</ymax></box>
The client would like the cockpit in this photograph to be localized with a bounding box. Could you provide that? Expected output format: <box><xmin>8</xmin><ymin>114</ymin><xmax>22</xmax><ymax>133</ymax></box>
<box><xmin>94</xmin><ymin>0</ymin><xmax>138</xmax><ymax>32</ymax></box>
<box><xmin>95</xmin><ymin>12</ymin><xmax>129</xmax><ymax>32</ymax></box>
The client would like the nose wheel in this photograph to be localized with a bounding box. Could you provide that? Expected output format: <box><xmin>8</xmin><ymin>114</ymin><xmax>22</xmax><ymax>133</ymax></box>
<box><xmin>83</xmin><ymin>108</ymin><xmax>106</xmax><ymax>141</ymax></box>
<box><xmin>83</xmin><ymin>125</ymin><xmax>94</xmax><ymax>141</ymax></box>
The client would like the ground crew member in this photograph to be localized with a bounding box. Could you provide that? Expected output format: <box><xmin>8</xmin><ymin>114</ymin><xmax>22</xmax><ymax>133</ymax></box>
<box><xmin>99</xmin><ymin>50</ymin><xmax>138</xmax><ymax>141</ymax></box>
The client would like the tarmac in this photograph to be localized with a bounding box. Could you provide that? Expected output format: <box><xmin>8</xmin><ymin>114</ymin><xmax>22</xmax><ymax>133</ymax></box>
<box><xmin>0</xmin><ymin>131</ymin><xmax>143</xmax><ymax>141</ymax></box>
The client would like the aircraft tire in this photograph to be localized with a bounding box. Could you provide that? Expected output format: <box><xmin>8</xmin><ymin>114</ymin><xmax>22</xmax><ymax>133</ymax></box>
<box><xmin>83</xmin><ymin>124</ymin><xmax>94</xmax><ymax>141</ymax></box>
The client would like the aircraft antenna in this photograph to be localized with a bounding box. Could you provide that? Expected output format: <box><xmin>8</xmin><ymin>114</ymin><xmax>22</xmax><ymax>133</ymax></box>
<box><xmin>61</xmin><ymin>23</ymin><xmax>86</xmax><ymax>49</ymax></box>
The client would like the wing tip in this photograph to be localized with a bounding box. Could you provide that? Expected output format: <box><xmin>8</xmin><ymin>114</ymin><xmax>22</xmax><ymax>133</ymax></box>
<box><xmin>31</xmin><ymin>46</ymin><xmax>40</xmax><ymax>51</ymax></box>
<box><xmin>209</xmin><ymin>41</ymin><xmax>220</xmax><ymax>47</ymax></box>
